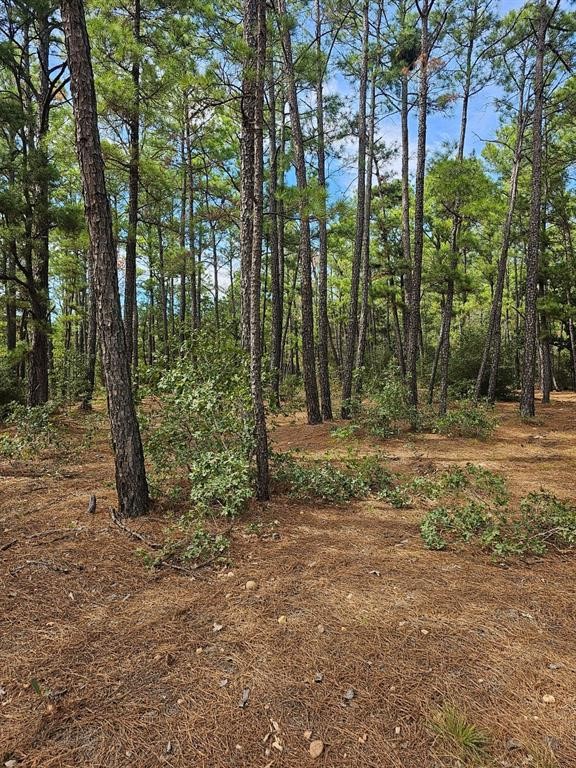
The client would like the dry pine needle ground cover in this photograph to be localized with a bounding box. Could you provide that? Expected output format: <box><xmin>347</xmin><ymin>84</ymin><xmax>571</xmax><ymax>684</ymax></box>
<box><xmin>1</xmin><ymin>396</ymin><xmax>575</xmax><ymax>768</ymax></box>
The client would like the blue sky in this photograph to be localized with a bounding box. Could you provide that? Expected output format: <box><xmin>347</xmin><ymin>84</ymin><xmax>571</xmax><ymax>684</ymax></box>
<box><xmin>323</xmin><ymin>0</ymin><xmax>549</xmax><ymax>195</ymax></box>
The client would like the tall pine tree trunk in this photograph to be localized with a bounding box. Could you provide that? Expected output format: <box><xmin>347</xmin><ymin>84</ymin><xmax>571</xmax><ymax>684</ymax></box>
<box><xmin>179</xmin><ymin>114</ymin><xmax>187</xmax><ymax>344</ymax></box>
<box><xmin>406</xmin><ymin>1</ymin><xmax>430</xmax><ymax>408</ymax></box>
<box><xmin>82</xmin><ymin>248</ymin><xmax>97</xmax><ymax>409</ymax></box>
<box><xmin>315</xmin><ymin>0</ymin><xmax>333</xmax><ymax>420</ymax></box>
<box><xmin>28</xmin><ymin>10</ymin><xmax>51</xmax><ymax>406</ymax></box>
<box><xmin>355</xmin><ymin>16</ymin><xmax>380</xmax><ymax>390</ymax></box>
<box><xmin>61</xmin><ymin>0</ymin><xmax>149</xmax><ymax>517</ymax></box>
<box><xmin>240</xmin><ymin>0</ymin><xmax>257</xmax><ymax>350</ymax></box>
<box><xmin>249</xmin><ymin>0</ymin><xmax>270</xmax><ymax>498</ymax></box>
<box><xmin>278</xmin><ymin>0</ymin><xmax>321</xmax><ymax>424</ymax></box>
<box><xmin>268</xmin><ymin>64</ymin><xmax>283</xmax><ymax>409</ymax></box>
<box><xmin>123</xmin><ymin>0</ymin><xmax>140</xmax><ymax>371</ymax></box>
<box><xmin>520</xmin><ymin>0</ymin><xmax>550</xmax><ymax>417</ymax></box>
<box><xmin>341</xmin><ymin>0</ymin><xmax>368</xmax><ymax>418</ymax></box>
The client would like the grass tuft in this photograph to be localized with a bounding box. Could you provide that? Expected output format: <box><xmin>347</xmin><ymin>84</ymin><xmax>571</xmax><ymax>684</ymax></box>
<box><xmin>431</xmin><ymin>703</ymin><xmax>489</xmax><ymax>763</ymax></box>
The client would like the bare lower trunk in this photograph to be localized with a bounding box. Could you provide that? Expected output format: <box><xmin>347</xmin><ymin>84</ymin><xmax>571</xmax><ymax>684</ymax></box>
<box><xmin>28</xmin><ymin>11</ymin><xmax>51</xmax><ymax>406</ymax></box>
<box><xmin>520</xmin><ymin>0</ymin><xmax>549</xmax><ymax>418</ymax></box>
<box><xmin>475</xmin><ymin>127</ymin><xmax>525</xmax><ymax>402</ymax></box>
<box><xmin>278</xmin><ymin>0</ymin><xmax>321</xmax><ymax>424</ymax></box>
<box><xmin>406</xmin><ymin>3</ymin><xmax>430</xmax><ymax>407</ymax></box>
<box><xmin>82</xmin><ymin>249</ymin><xmax>97</xmax><ymax>409</ymax></box>
<box><xmin>355</xmin><ymin>29</ymin><xmax>379</xmax><ymax>392</ymax></box>
<box><xmin>240</xmin><ymin>0</ymin><xmax>257</xmax><ymax>350</ymax></box>
<box><xmin>268</xmin><ymin>66</ymin><xmax>283</xmax><ymax>409</ymax></box>
<box><xmin>341</xmin><ymin>0</ymin><xmax>369</xmax><ymax>418</ymax></box>
<box><xmin>315</xmin><ymin>0</ymin><xmax>332</xmax><ymax>420</ymax></box>
<box><xmin>249</xmin><ymin>0</ymin><xmax>270</xmax><ymax>499</ymax></box>
<box><xmin>123</xmin><ymin>0</ymin><xmax>140</xmax><ymax>370</ymax></box>
<box><xmin>179</xmin><ymin>118</ymin><xmax>187</xmax><ymax>344</ymax></box>
<box><xmin>62</xmin><ymin>0</ymin><xmax>149</xmax><ymax>517</ymax></box>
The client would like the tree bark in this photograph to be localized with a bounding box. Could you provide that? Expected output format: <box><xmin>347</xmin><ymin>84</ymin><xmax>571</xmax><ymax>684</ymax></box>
<box><xmin>123</xmin><ymin>0</ymin><xmax>141</xmax><ymax>372</ymax></box>
<box><xmin>268</xmin><ymin>63</ymin><xmax>283</xmax><ymax>409</ymax></box>
<box><xmin>28</xmin><ymin>9</ymin><xmax>51</xmax><ymax>406</ymax></box>
<box><xmin>61</xmin><ymin>0</ymin><xmax>149</xmax><ymax>517</ymax></box>
<box><xmin>406</xmin><ymin>0</ymin><xmax>431</xmax><ymax>408</ymax></box>
<box><xmin>341</xmin><ymin>0</ymin><xmax>369</xmax><ymax>418</ymax></box>
<box><xmin>355</xmin><ymin>13</ymin><xmax>380</xmax><ymax>391</ymax></box>
<box><xmin>249</xmin><ymin>0</ymin><xmax>270</xmax><ymax>499</ymax></box>
<box><xmin>240</xmin><ymin>0</ymin><xmax>257</xmax><ymax>350</ymax></box>
<box><xmin>315</xmin><ymin>0</ymin><xmax>333</xmax><ymax>420</ymax></box>
<box><xmin>399</xmin><ymin>2</ymin><xmax>411</xmax><ymax>349</ymax></box>
<box><xmin>82</xmin><ymin>248</ymin><xmax>97</xmax><ymax>409</ymax></box>
<box><xmin>277</xmin><ymin>0</ymin><xmax>322</xmax><ymax>424</ymax></box>
<box><xmin>179</xmin><ymin>113</ymin><xmax>187</xmax><ymax>344</ymax></box>
<box><xmin>520</xmin><ymin>0</ymin><xmax>550</xmax><ymax>418</ymax></box>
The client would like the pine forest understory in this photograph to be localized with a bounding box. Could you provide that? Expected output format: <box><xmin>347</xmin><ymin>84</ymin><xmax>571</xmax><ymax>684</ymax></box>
<box><xmin>1</xmin><ymin>0</ymin><xmax>576</xmax><ymax>766</ymax></box>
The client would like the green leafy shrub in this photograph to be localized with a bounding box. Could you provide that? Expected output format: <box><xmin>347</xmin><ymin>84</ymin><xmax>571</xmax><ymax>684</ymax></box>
<box><xmin>361</xmin><ymin>368</ymin><xmax>415</xmax><ymax>438</ymax></box>
<box><xmin>0</xmin><ymin>353</ymin><xmax>25</xmax><ymax>418</ymax></box>
<box><xmin>379</xmin><ymin>484</ymin><xmax>411</xmax><ymax>508</ymax></box>
<box><xmin>420</xmin><ymin>491</ymin><xmax>576</xmax><ymax>557</ymax></box>
<box><xmin>421</xmin><ymin>502</ymin><xmax>491</xmax><ymax>550</ymax></box>
<box><xmin>273</xmin><ymin>452</ymin><xmax>387</xmax><ymax>503</ymax></box>
<box><xmin>434</xmin><ymin>400</ymin><xmax>496</xmax><ymax>439</ymax></box>
<box><xmin>188</xmin><ymin>449</ymin><xmax>253</xmax><ymax>517</ymax></box>
<box><xmin>379</xmin><ymin>463</ymin><xmax>508</xmax><ymax>511</ymax></box>
<box><xmin>142</xmin><ymin>333</ymin><xmax>254</xmax><ymax>517</ymax></box>
<box><xmin>330</xmin><ymin>423</ymin><xmax>361</xmax><ymax>440</ymax></box>
<box><xmin>410</xmin><ymin>463</ymin><xmax>508</xmax><ymax>504</ymax></box>
<box><xmin>50</xmin><ymin>349</ymin><xmax>91</xmax><ymax>404</ymax></box>
<box><xmin>447</xmin><ymin>325</ymin><xmax>516</xmax><ymax>400</ymax></box>
<box><xmin>137</xmin><ymin>522</ymin><xmax>229</xmax><ymax>569</ymax></box>
<box><xmin>0</xmin><ymin>402</ymin><xmax>59</xmax><ymax>458</ymax></box>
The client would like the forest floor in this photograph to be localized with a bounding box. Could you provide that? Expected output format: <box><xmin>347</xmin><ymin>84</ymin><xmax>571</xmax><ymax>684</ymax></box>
<box><xmin>1</xmin><ymin>395</ymin><xmax>575</xmax><ymax>768</ymax></box>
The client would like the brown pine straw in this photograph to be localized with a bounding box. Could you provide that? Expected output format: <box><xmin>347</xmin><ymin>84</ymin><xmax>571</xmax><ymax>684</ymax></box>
<box><xmin>1</xmin><ymin>396</ymin><xmax>575</xmax><ymax>767</ymax></box>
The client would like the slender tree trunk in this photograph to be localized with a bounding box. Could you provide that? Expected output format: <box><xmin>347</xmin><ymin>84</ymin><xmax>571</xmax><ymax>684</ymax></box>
<box><xmin>355</xmin><ymin>18</ymin><xmax>380</xmax><ymax>391</ymax></box>
<box><xmin>436</xmin><ymin>5</ymin><xmax>478</xmax><ymax>415</ymax></box>
<box><xmin>399</xmin><ymin>4</ymin><xmax>411</xmax><ymax>348</ymax></box>
<box><xmin>341</xmin><ymin>0</ymin><xmax>369</xmax><ymax>418</ymax></box>
<box><xmin>82</xmin><ymin>248</ymin><xmax>98</xmax><ymax>409</ymax></box>
<box><xmin>5</xmin><ymin>244</ymin><xmax>17</xmax><ymax>354</ymax></box>
<box><xmin>157</xmin><ymin>223</ymin><xmax>169</xmax><ymax>358</ymax></box>
<box><xmin>240</xmin><ymin>0</ymin><xmax>257</xmax><ymax>350</ymax></box>
<box><xmin>268</xmin><ymin>64</ymin><xmax>283</xmax><ymax>409</ymax></box>
<box><xmin>61</xmin><ymin>0</ymin><xmax>149</xmax><ymax>517</ymax></box>
<box><xmin>315</xmin><ymin>0</ymin><xmax>333</xmax><ymax>419</ymax></box>
<box><xmin>278</xmin><ymin>0</ymin><xmax>321</xmax><ymax>424</ymax></box>
<box><xmin>28</xmin><ymin>10</ymin><xmax>51</xmax><ymax>406</ymax></box>
<box><xmin>406</xmin><ymin>1</ymin><xmax>431</xmax><ymax>408</ymax></box>
<box><xmin>179</xmin><ymin>115</ymin><xmax>187</xmax><ymax>344</ymax></box>
<box><xmin>186</xmin><ymin>132</ymin><xmax>198</xmax><ymax>333</ymax></box>
<box><xmin>123</xmin><ymin>0</ymin><xmax>140</xmax><ymax>371</ymax></box>
<box><xmin>475</xmin><ymin>118</ymin><xmax>525</xmax><ymax>403</ymax></box>
<box><xmin>520</xmin><ymin>0</ymin><xmax>550</xmax><ymax>418</ymax></box>
<box><xmin>249</xmin><ymin>0</ymin><xmax>270</xmax><ymax>499</ymax></box>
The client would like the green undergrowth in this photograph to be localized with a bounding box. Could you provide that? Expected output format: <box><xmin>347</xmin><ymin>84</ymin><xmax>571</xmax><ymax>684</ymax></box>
<box><xmin>272</xmin><ymin>451</ymin><xmax>389</xmax><ymax>502</ymax></box>
<box><xmin>0</xmin><ymin>402</ymin><xmax>62</xmax><ymax>458</ymax></box>
<box><xmin>421</xmin><ymin>491</ymin><xmax>576</xmax><ymax>557</ymax></box>
<box><xmin>380</xmin><ymin>462</ymin><xmax>509</xmax><ymax>509</ymax></box>
<box><xmin>430</xmin><ymin>703</ymin><xmax>489</xmax><ymax>765</ymax></box>
<box><xmin>137</xmin><ymin>521</ymin><xmax>230</xmax><ymax>570</ymax></box>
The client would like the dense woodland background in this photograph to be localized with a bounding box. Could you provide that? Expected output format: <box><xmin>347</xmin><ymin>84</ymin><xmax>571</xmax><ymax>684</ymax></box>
<box><xmin>1</xmin><ymin>0</ymin><xmax>576</xmax><ymax>514</ymax></box>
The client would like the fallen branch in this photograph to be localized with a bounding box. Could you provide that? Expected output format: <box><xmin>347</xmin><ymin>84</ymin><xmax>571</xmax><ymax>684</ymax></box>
<box><xmin>9</xmin><ymin>559</ymin><xmax>83</xmax><ymax>576</ymax></box>
<box><xmin>0</xmin><ymin>539</ymin><xmax>18</xmax><ymax>552</ymax></box>
<box><xmin>109</xmin><ymin>508</ymin><xmax>162</xmax><ymax>549</ymax></box>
